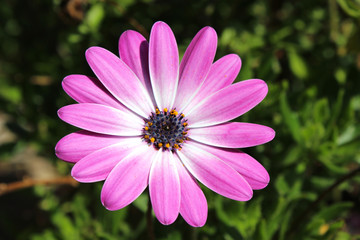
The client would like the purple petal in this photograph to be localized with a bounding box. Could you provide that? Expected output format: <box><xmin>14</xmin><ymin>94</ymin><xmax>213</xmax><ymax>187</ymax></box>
<box><xmin>149</xmin><ymin>21</ymin><xmax>179</xmax><ymax>109</ymax></box>
<box><xmin>187</xmin><ymin>79</ymin><xmax>268</xmax><ymax>128</ymax></box>
<box><xmin>174</xmin><ymin>155</ymin><xmax>207</xmax><ymax>227</ymax></box>
<box><xmin>58</xmin><ymin>103</ymin><xmax>143</xmax><ymax>136</ymax></box>
<box><xmin>174</xmin><ymin>27</ymin><xmax>218</xmax><ymax>112</ymax></box>
<box><xmin>189</xmin><ymin>122</ymin><xmax>275</xmax><ymax>148</ymax></box>
<box><xmin>149</xmin><ymin>151</ymin><xmax>180</xmax><ymax>225</ymax></box>
<box><xmin>182</xmin><ymin>54</ymin><xmax>241</xmax><ymax>114</ymax></box>
<box><xmin>118</xmin><ymin>30</ymin><xmax>155</xmax><ymax>104</ymax></box>
<box><xmin>101</xmin><ymin>143</ymin><xmax>156</xmax><ymax>210</ymax></box>
<box><xmin>62</xmin><ymin>74</ymin><xmax>133</xmax><ymax>111</ymax></box>
<box><xmin>86</xmin><ymin>46</ymin><xmax>154</xmax><ymax>117</ymax></box>
<box><xmin>55</xmin><ymin>130</ymin><xmax>127</xmax><ymax>163</ymax></box>
<box><xmin>177</xmin><ymin>142</ymin><xmax>253</xmax><ymax>201</ymax></box>
<box><xmin>71</xmin><ymin>138</ymin><xmax>141</xmax><ymax>182</ymax></box>
<box><xmin>190</xmin><ymin>141</ymin><xmax>270</xmax><ymax>190</ymax></box>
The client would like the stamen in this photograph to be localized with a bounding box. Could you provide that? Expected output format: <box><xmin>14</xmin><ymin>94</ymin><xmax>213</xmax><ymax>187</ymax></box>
<box><xmin>142</xmin><ymin>108</ymin><xmax>189</xmax><ymax>152</ymax></box>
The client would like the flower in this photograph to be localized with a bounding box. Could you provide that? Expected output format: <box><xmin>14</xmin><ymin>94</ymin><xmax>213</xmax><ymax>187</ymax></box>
<box><xmin>55</xmin><ymin>21</ymin><xmax>275</xmax><ymax>227</ymax></box>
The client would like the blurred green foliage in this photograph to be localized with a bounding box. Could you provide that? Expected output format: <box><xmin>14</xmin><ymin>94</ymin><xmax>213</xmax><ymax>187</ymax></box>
<box><xmin>0</xmin><ymin>0</ymin><xmax>360</xmax><ymax>239</ymax></box>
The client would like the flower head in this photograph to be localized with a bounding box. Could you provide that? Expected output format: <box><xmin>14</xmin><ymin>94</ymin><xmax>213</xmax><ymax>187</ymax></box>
<box><xmin>55</xmin><ymin>21</ymin><xmax>275</xmax><ymax>227</ymax></box>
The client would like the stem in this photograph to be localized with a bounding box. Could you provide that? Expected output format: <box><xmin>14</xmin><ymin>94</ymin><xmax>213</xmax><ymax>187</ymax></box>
<box><xmin>0</xmin><ymin>175</ymin><xmax>78</xmax><ymax>196</ymax></box>
<box><xmin>287</xmin><ymin>166</ymin><xmax>360</xmax><ymax>238</ymax></box>
<box><xmin>147</xmin><ymin>193</ymin><xmax>155</xmax><ymax>240</ymax></box>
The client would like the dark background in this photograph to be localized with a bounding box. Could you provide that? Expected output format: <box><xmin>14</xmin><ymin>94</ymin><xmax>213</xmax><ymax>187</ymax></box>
<box><xmin>0</xmin><ymin>0</ymin><xmax>360</xmax><ymax>239</ymax></box>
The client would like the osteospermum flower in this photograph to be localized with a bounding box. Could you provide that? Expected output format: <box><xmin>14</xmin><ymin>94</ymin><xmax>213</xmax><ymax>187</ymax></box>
<box><xmin>55</xmin><ymin>21</ymin><xmax>275</xmax><ymax>227</ymax></box>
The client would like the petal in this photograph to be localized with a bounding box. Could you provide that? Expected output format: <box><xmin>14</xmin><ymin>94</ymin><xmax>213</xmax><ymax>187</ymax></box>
<box><xmin>149</xmin><ymin>150</ymin><xmax>180</xmax><ymax>225</ymax></box>
<box><xmin>118</xmin><ymin>30</ymin><xmax>154</xmax><ymax>104</ymax></box>
<box><xmin>71</xmin><ymin>138</ymin><xmax>140</xmax><ymax>182</ymax></box>
<box><xmin>58</xmin><ymin>103</ymin><xmax>143</xmax><ymax>136</ymax></box>
<box><xmin>174</xmin><ymin>155</ymin><xmax>207</xmax><ymax>227</ymax></box>
<box><xmin>101</xmin><ymin>143</ymin><xmax>156</xmax><ymax>210</ymax></box>
<box><xmin>55</xmin><ymin>130</ymin><xmax>127</xmax><ymax>163</ymax></box>
<box><xmin>174</xmin><ymin>27</ymin><xmax>218</xmax><ymax>112</ymax></box>
<box><xmin>86</xmin><ymin>46</ymin><xmax>154</xmax><ymax>118</ymax></box>
<box><xmin>62</xmin><ymin>74</ymin><xmax>127</xmax><ymax>110</ymax></box>
<box><xmin>182</xmin><ymin>54</ymin><xmax>241</xmax><ymax>114</ymax></box>
<box><xmin>190</xmin><ymin>122</ymin><xmax>275</xmax><ymax>148</ymax></box>
<box><xmin>187</xmin><ymin>79</ymin><xmax>268</xmax><ymax>128</ymax></box>
<box><xmin>177</xmin><ymin>141</ymin><xmax>253</xmax><ymax>201</ymax></box>
<box><xmin>149</xmin><ymin>21</ymin><xmax>179</xmax><ymax>109</ymax></box>
<box><xmin>191</xmin><ymin>142</ymin><xmax>270</xmax><ymax>190</ymax></box>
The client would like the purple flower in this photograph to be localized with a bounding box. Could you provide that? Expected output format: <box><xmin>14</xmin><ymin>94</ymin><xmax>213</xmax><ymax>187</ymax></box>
<box><xmin>56</xmin><ymin>21</ymin><xmax>275</xmax><ymax>227</ymax></box>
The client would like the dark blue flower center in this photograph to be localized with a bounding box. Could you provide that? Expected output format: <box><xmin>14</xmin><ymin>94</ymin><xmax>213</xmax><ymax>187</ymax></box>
<box><xmin>143</xmin><ymin>108</ymin><xmax>189</xmax><ymax>151</ymax></box>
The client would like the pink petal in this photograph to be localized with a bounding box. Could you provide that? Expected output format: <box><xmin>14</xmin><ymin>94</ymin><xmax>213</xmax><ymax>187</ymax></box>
<box><xmin>71</xmin><ymin>138</ymin><xmax>141</xmax><ymax>182</ymax></box>
<box><xmin>182</xmin><ymin>54</ymin><xmax>241</xmax><ymax>114</ymax></box>
<box><xmin>177</xmin><ymin>142</ymin><xmax>253</xmax><ymax>201</ymax></box>
<box><xmin>118</xmin><ymin>30</ymin><xmax>155</xmax><ymax>104</ymax></box>
<box><xmin>190</xmin><ymin>141</ymin><xmax>270</xmax><ymax>190</ymax></box>
<box><xmin>189</xmin><ymin>122</ymin><xmax>275</xmax><ymax>148</ymax></box>
<box><xmin>187</xmin><ymin>79</ymin><xmax>268</xmax><ymax>128</ymax></box>
<box><xmin>149</xmin><ymin>21</ymin><xmax>179</xmax><ymax>109</ymax></box>
<box><xmin>58</xmin><ymin>103</ymin><xmax>143</xmax><ymax>136</ymax></box>
<box><xmin>174</xmin><ymin>155</ymin><xmax>207</xmax><ymax>227</ymax></box>
<box><xmin>86</xmin><ymin>46</ymin><xmax>154</xmax><ymax>118</ymax></box>
<box><xmin>55</xmin><ymin>130</ymin><xmax>127</xmax><ymax>163</ymax></box>
<box><xmin>62</xmin><ymin>74</ymin><xmax>127</xmax><ymax>110</ymax></box>
<box><xmin>101</xmin><ymin>143</ymin><xmax>156</xmax><ymax>210</ymax></box>
<box><xmin>149</xmin><ymin>150</ymin><xmax>180</xmax><ymax>225</ymax></box>
<box><xmin>174</xmin><ymin>27</ymin><xmax>218</xmax><ymax>112</ymax></box>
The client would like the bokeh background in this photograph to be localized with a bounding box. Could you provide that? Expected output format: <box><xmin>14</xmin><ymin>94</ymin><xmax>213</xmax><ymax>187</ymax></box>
<box><xmin>1</xmin><ymin>0</ymin><xmax>360</xmax><ymax>239</ymax></box>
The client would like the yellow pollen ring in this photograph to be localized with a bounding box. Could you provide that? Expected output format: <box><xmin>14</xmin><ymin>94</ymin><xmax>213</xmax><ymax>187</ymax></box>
<box><xmin>181</xmin><ymin>113</ymin><xmax>185</xmax><ymax>118</ymax></box>
<box><xmin>182</xmin><ymin>131</ymin><xmax>187</xmax><ymax>135</ymax></box>
<box><xmin>183</xmin><ymin>122</ymin><xmax>188</xmax><ymax>127</ymax></box>
<box><xmin>158</xmin><ymin>143</ymin><xmax>163</xmax><ymax>147</ymax></box>
<box><xmin>174</xmin><ymin>144</ymin><xmax>179</xmax><ymax>149</ymax></box>
<box><xmin>165</xmin><ymin>143</ymin><xmax>170</xmax><ymax>148</ymax></box>
<box><xmin>156</xmin><ymin>108</ymin><xmax>160</xmax><ymax>115</ymax></box>
<box><xmin>163</xmin><ymin>108</ymin><xmax>168</xmax><ymax>113</ymax></box>
<box><xmin>144</xmin><ymin>135</ymin><xmax>149</xmax><ymax>139</ymax></box>
<box><xmin>150</xmin><ymin>137</ymin><xmax>155</xmax><ymax>143</ymax></box>
<box><xmin>147</xmin><ymin>122</ymin><xmax>153</xmax><ymax>126</ymax></box>
<box><xmin>144</xmin><ymin>126</ymin><xmax>149</xmax><ymax>131</ymax></box>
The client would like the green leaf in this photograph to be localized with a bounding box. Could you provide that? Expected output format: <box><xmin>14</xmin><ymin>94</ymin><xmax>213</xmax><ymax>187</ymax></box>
<box><xmin>287</xmin><ymin>48</ymin><xmax>308</xmax><ymax>79</ymax></box>
<box><xmin>337</xmin><ymin>124</ymin><xmax>360</xmax><ymax>145</ymax></box>
<box><xmin>275</xmin><ymin>175</ymin><xmax>289</xmax><ymax>196</ymax></box>
<box><xmin>85</xmin><ymin>3</ymin><xmax>105</xmax><ymax>32</ymax></box>
<box><xmin>315</xmin><ymin>202</ymin><xmax>353</xmax><ymax>221</ymax></box>
<box><xmin>337</xmin><ymin>0</ymin><xmax>360</xmax><ymax>17</ymax></box>
<box><xmin>132</xmin><ymin>193</ymin><xmax>148</xmax><ymax>212</ymax></box>
<box><xmin>280</xmin><ymin>91</ymin><xmax>303</xmax><ymax>143</ymax></box>
<box><xmin>0</xmin><ymin>80</ymin><xmax>21</xmax><ymax>104</ymax></box>
<box><xmin>52</xmin><ymin>211</ymin><xmax>80</xmax><ymax>240</ymax></box>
